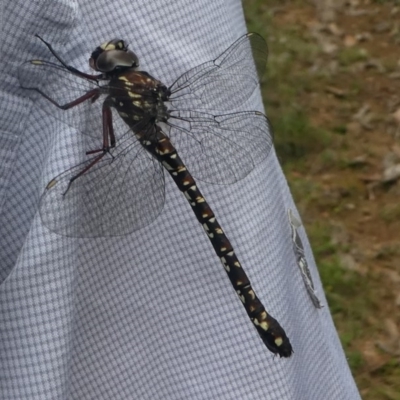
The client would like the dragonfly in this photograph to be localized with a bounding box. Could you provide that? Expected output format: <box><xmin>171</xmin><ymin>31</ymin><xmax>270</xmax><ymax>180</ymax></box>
<box><xmin>19</xmin><ymin>33</ymin><xmax>293</xmax><ymax>357</ymax></box>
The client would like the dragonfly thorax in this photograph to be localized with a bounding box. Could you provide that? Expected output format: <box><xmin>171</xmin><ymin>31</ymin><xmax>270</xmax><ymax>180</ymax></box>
<box><xmin>108</xmin><ymin>70</ymin><xmax>171</xmax><ymax>129</ymax></box>
<box><xmin>90</xmin><ymin>39</ymin><xmax>139</xmax><ymax>73</ymax></box>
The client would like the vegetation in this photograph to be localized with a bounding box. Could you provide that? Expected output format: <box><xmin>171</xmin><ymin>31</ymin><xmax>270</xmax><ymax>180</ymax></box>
<box><xmin>244</xmin><ymin>1</ymin><xmax>400</xmax><ymax>398</ymax></box>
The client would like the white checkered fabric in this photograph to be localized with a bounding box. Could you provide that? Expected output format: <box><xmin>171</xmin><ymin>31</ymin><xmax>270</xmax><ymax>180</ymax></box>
<box><xmin>0</xmin><ymin>1</ymin><xmax>361</xmax><ymax>399</ymax></box>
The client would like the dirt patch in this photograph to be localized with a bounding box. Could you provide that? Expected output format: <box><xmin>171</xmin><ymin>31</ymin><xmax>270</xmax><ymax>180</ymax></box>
<box><xmin>245</xmin><ymin>1</ymin><xmax>400</xmax><ymax>398</ymax></box>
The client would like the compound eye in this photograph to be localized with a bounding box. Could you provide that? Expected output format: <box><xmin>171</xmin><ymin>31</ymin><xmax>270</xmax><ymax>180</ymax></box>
<box><xmin>95</xmin><ymin>49</ymin><xmax>138</xmax><ymax>72</ymax></box>
<box><xmin>89</xmin><ymin>39</ymin><xmax>138</xmax><ymax>72</ymax></box>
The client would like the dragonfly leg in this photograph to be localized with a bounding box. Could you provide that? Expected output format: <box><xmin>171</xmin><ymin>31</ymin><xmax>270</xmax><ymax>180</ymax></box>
<box><xmin>65</xmin><ymin>101</ymin><xmax>115</xmax><ymax>194</ymax></box>
<box><xmin>86</xmin><ymin>99</ymin><xmax>116</xmax><ymax>154</ymax></box>
<box><xmin>63</xmin><ymin>151</ymin><xmax>107</xmax><ymax>195</ymax></box>
<box><xmin>29</xmin><ymin>87</ymin><xmax>101</xmax><ymax>110</ymax></box>
<box><xmin>35</xmin><ymin>35</ymin><xmax>104</xmax><ymax>81</ymax></box>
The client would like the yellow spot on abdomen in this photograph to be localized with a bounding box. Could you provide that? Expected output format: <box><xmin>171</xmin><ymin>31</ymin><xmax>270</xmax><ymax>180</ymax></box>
<box><xmin>253</xmin><ymin>318</ymin><xmax>269</xmax><ymax>331</ymax></box>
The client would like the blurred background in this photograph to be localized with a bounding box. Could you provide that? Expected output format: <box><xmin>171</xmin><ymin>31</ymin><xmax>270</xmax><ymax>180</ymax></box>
<box><xmin>243</xmin><ymin>1</ymin><xmax>400</xmax><ymax>398</ymax></box>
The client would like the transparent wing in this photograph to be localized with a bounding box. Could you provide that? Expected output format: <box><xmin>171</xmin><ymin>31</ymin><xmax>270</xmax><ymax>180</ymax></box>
<box><xmin>19</xmin><ymin>52</ymin><xmax>166</xmax><ymax>238</ymax></box>
<box><xmin>22</xmin><ymin>34</ymin><xmax>270</xmax><ymax>237</ymax></box>
<box><xmin>40</xmin><ymin>131</ymin><xmax>165</xmax><ymax>237</ymax></box>
<box><xmin>166</xmin><ymin>110</ymin><xmax>273</xmax><ymax>184</ymax></box>
<box><xmin>169</xmin><ymin>33</ymin><xmax>268</xmax><ymax>111</ymax></box>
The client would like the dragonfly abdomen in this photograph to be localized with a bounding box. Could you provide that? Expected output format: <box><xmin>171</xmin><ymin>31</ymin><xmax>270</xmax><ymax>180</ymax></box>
<box><xmin>141</xmin><ymin>130</ymin><xmax>293</xmax><ymax>358</ymax></box>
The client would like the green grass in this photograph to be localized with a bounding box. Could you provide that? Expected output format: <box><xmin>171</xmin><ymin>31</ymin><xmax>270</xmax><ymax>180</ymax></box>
<box><xmin>338</xmin><ymin>47</ymin><xmax>369</xmax><ymax>67</ymax></box>
<box><xmin>306</xmin><ymin>220</ymin><xmax>374</xmax><ymax>375</ymax></box>
<box><xmin>270</xmin><ymin>109</ymin><xmax>331</xmax><ymax>162</ymax></box>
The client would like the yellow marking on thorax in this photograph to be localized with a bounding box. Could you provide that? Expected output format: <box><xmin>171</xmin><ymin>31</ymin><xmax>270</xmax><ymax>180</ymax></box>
<box><xmin>127</xmin><ymin>92</ymin><xmax>141</xmax><ymax>98</ymax></box>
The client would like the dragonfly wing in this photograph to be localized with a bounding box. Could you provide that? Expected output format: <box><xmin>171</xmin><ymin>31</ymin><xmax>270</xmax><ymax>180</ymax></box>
<box><xmin>166</xmin><ymin>110</ymin><xmax>273</xmax><ymax>184</ymax></box>
<box><xmin>40</xmin><ymin>132</ymin><xmax>165</xmax><ymax>237</ymax></box>
<box><xmin>169</xmin><ymin>33</ymin><xmax>268</xmax><ymax>112</ymax></box>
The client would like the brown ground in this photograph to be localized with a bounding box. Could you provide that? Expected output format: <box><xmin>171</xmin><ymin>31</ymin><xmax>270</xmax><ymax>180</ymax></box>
<box><xmin>245</xmin><ymin>1</ymin><xmax>400</xmax><ymax>398</ymax></box>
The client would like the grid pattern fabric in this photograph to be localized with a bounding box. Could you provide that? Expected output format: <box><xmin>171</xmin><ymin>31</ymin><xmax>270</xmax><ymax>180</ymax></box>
<box><xmin>0</xmin><ymin>1</ymin><xmax>361</xmax><ymax>399</ymax></box>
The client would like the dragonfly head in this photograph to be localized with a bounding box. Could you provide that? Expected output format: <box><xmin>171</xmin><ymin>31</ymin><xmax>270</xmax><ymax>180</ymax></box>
<box><xmin>89</xmin><ymin>39</ymin><xmax>139</xmax><ymax>73</ymax></box>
